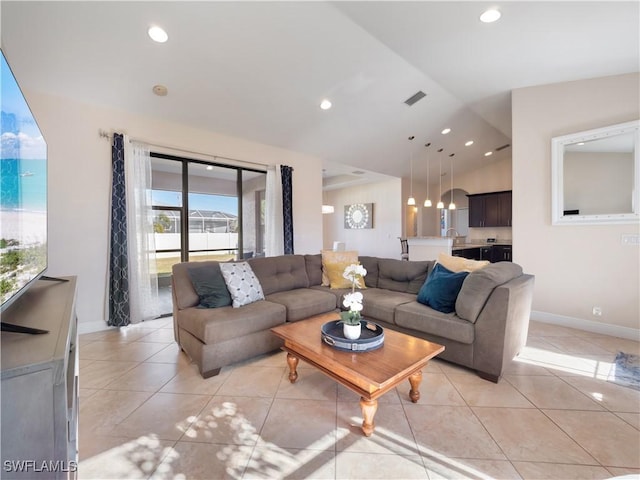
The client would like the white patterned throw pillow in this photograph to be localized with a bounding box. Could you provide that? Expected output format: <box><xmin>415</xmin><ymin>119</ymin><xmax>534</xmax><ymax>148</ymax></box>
<box><xmin>219</xmin><ymin>262</ymin><xmax>265</xmax><ymax>308</ymax></box>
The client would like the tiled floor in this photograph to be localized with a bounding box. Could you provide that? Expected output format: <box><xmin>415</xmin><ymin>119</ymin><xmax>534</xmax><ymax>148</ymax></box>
<box><xmin>78</xmin><ymin>318</ymin><xmax>640</xmax><ymax>479</ymax></box>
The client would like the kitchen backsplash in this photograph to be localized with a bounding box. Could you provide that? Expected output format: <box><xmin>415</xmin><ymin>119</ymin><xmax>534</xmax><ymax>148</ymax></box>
<box><xmin>467</xmin><ymin>226</ymin><xmax>512</xmax><ymax>244</ymax></box>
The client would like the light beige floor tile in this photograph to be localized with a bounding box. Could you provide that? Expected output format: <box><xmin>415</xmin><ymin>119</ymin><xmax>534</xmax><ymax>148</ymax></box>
<box><xmin>160</xmin><ymin>363</ymin><xmax>231</xmax><ymax>395</ymax></box>
<box><xmin>614</xmin><ymin>412</ymin><xmax>640</xmax><ymax>430</ymax></box>
<box><xmin>79</xmin><ymin>389</ymin><xmax>154</xmax><ymax>438</ymax></box>
<box><xmin>405</xmin><ymin>405</ymin><xmax>506</xmax><ymax>460</ymax></box>
<box><xmin>80</xmin><ymin>327</ymin><xmax>153</xmax><ymax>344</ymax></box>
<box><xmin>216</xmin><ymin>365</ymin><xmax>285</xmax><ymax>398</ymax></box>
<box><xmin>80</xmin><ymin>340</ymin><xmax>168</xmax><ymax>362</ymax></box>
<box><xmin>259</xmin><ymin>398</ymin><xmax>337</xmax><ymax>450</ymax></box>
<box><xmin>541</xmin><ymin>336</ymin><xmax>613</xmax><ymax>355</ymax></box>
<box><xmin>335</xmin><ymin>451</ymin><xmax>428</xmax><ymax>479</ymax></box>
<box><xmin>103</xmin><ymin>362</ymin><xmax>182</xmax><ymax>392</ymax></box>
<box><xmin>606</xmin><ymin>466</ymin><xmax>640</xmax><ymax>477</ymax></box>
<box><xmin>79</xmin><ymin>434</ymin><xmax>175</xmax><ymax>479</ymax></box>
<box><xmin>138</xmin><ymin>328</ymin><xmax>176</xmax><ymax>343</ymax></box>
<box><xmin>276</xmin><ymin>368</ymin><xmax>338</xmax><ymax>401</ymax></box>
<box><xmin>527</xmin><ymin>322</ymin><xmax>586</xmax><ymax>337</ymax></box>
<box><xmin>472</xmin><ymin>407</ymin><xmax>596</xmax><ymax>464</ymax></box>
<box><xmin>423</xmin><ymin>358</ymin><xmax>444</xmax><ymax>373</ymax></box>
<box><xmin>423</xmin><ymin>457</ymin><xmax>523</xmax><ymax>480</ymax></box>
<box><xmin>182</xmin><ymin>395</ymin><xmax>272</xmax><ymax>446</ymax></box>
<box><xmin>336</xmin><ymin>403</ymin><xmax>418</xmax><ymax>455</ymax></box>
<box><xmin>447</xmin><ymin>374</ymin><xmax>534</xmax><ymax>408</ymax></box>
<box><xmin>243</xmin><ymin>349</ymin><xmax>289</xmax><ymax>368</ymax></box>
<box><xmin>505</xmin><ymin>375</ymin><xmax>604</xmax><ymax>410</ymax></box>
<box><xmin>243</xmin><ymin>446</ymin><xmax>336</xmax><ymax>479</ymax></box>
<box><xmin>435</xmin><ymin>359</ymin><xmax>477</xmax><ymax>376</ymax></box>
<box><xmin>110</xmin><ymin>392</ymin><xmax>211</xmax><ymax>440</ymax></box>
<box><xmin>504</xmin><ymin>358</ymin><xmax>555</xmax><ymax>376</ymax></box>
<box><xmin>517</xmin><ymin>347</ymin><xmax>609</xmax><ymax>377</ymax></box>
<box><xmin>524</xmin><ymin>337</ymin><xmax>563</xmax><ymax>353</ymax></box>
<box><xmin>79</xmin><ymin>388</ymin><xmax>99</xmax><ymax>399</ymax></box>
<box><xmin>578</xmin><ymin>334</ymin><xmax>640</xmax><ymax>355</ymax></box>
<box><xmin>561</xmin><ymin>375</ymin><xmax>640</xmax><ymax>413</ymax></box>
<box><xmin>399</xmin><ymin>373</ymin><xmax>466</xmax><ymax>406</ymax></box>
<box><xmin>150</xmin><ymin>441</ymin><xmax>253</xmax><ymax>480</ymax></box>
<box><xmin>512</xmin><ymin>461</ymin><xmax>613</xmax><ymax>480</ymax></box>
<box><xmin>336</xmin><ymin>383</ymin><xmax>401</xmax><ymax>404</ymax></box>
<box><xmin>549</xmin><ymin>354</ymin><xmax>615</xmax><ymax>380</ymax></box>
<box><xmin>543</xmin><ymin>409</ymin><xmax>640</xmax><ymax>468</ymax></box>
<box><xmin>79</xmin><ymin>360</ymin><xmax>140</xmax><ymax>389</ymax></box>
<box><xmin>145</xmin><ymin>342</ymin><xmax>192</xmax><ymax>366</ymax></box>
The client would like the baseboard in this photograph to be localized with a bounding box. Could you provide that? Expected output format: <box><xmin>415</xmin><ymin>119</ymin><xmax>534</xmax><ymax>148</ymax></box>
<box><xmin>530</xmin><ymin>310</ymin><xmax>640</xmax><ymax>341</ymax></box>
<box><xmin>77</xmin><ymin>320</ymin><xmax>114</xmax><ymax>335</ymax></box>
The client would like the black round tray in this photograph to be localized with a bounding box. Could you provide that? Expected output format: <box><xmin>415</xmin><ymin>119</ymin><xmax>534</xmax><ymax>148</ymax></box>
<box><xmin>321</xmin><ymin>320</ymin><xmax>384</xmax><ymax>352</ymax></box>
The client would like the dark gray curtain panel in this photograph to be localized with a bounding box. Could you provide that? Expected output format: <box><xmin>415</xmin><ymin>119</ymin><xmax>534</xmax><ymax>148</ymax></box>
<box><xmin>281</xmin><ymin>165</ymin><xmax>294</xmax><ymax>254</ymax></box>
<box><xmin>108</xmin><ymin>133</ymin><xmax>130</xmax><ymax>327</ymax></box>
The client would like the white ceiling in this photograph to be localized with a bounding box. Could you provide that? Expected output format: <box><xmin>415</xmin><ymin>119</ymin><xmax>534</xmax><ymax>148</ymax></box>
<box><xmin>1</xmin><ymin>1</ymin><xmax>638</xmax><ymax>188</ymax></box>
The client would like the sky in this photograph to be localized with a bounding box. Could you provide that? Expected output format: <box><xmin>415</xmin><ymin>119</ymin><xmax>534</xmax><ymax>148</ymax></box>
<box><xmin>1</xmin><ymin>51</ymin><xmax>47</xmax><ymax>160</ymax></box>
<box><xmin>152</xmin><ymin>190</ymin><xmax>238</xmax><ymax>215</ymax></box>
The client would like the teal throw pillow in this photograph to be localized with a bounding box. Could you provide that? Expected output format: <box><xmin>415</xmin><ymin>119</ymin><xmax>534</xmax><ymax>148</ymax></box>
<box><xmin>417</xmin><ymin>263</ymin><xmax>469</xmax><ymax>314</ymax></box>
<box><xmin>187</xmin><ymin>264</ymin><xmax>232</xmax><ymax>308</ymax></box>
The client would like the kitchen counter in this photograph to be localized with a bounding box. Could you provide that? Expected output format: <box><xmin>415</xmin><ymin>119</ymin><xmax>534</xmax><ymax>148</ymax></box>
<box><xmin>453</xmin><ymin>242</ymin><xmax>512</xmax><ymax>250</ymax></box>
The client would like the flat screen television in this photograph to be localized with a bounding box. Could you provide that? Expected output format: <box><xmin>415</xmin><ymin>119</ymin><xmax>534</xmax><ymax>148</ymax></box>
<box><xmin>0</xmin><ymin>48</ymin><xmax>48</xmax><ymax>316</ymax></box>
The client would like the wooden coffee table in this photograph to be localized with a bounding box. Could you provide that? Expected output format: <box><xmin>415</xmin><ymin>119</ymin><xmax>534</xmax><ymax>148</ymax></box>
<box><xmin>270</xmin><ymin>312</ymin><xmax>444</xmax><ymax>436</ymax></box>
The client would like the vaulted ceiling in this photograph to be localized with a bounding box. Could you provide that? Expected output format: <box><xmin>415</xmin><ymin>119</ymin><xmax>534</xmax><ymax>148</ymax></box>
<box><xmin>2</xmin><ymin>1</ymin><xmax>638</xmax><ymax>186</ymax></box>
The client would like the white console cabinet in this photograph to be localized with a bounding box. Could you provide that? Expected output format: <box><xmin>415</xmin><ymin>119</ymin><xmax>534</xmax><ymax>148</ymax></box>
<box><xmin>1</xmin><ymin>277</ymin><xmax>78</xmax><ymax>479</ymax></box>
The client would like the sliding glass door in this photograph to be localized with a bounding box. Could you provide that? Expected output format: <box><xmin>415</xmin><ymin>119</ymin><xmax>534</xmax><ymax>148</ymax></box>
<box><xmin>150</xmin><ymin>154</ymin><xmax>266</xmax><ymax>315</ymax></box>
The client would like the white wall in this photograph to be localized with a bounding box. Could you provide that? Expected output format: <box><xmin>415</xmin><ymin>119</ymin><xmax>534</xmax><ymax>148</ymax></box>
<box><xmin>322</xmin><ymin>178</ymin><xmax>402</xmax><ymax>259</ymax></box>
<box><xmin>25</xmin><ymin>91</ymin><xmax>324</xmax><ymax>333</ymax></box>
<box><xmin>512</xmin><ymin>73</ymin><xmax>640</xmax><ymax>337</ymax></box>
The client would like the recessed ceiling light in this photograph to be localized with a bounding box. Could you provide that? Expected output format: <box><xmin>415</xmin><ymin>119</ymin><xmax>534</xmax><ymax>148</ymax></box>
<box><xmin>148</xmin><ymin>26</ymin><xmax>168</xmax><ymax>43</ymax></box>
<box><xmin>484</xmin><ymin>151</ymin><xmax>493</xmax><ymax>157</ymax></box>
<box><xmin>320</xmin><ymin>99</ymin><xmax>332</xmax><ymax>110</ymax></box>
<box><xmin>465</xmin><ymin>140</ymin><xmax>474</xmax><ymax>146</ymax></box>
<box><xmin>152</xmin><ymin>84</ymin><xmax>168</xmax><ymax>96</ymax></box>
<box><xmin>441</xmin><ymin>128</ymin><xmax>451</xmax><ymax>135</ymax></box>
<box><xmin>206</xmin><ymin>165</ymin><xmax>214</xmax><ymax>171</ymax></box>
<box><xmin>577</xmin><ymin>142</ymin><xmax>585</xmax><ymax>145</ymax></box>
<box><xmin>480</xmin><ymin>9</ymin><xmax>501</xmax><ymax>23</ymax></box>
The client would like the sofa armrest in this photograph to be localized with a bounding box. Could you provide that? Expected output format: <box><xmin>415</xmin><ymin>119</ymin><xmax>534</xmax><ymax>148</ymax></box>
<box><xmin>472</xmin><ymin>274</ymin><xmax>535</xmax><ymax>381</ymax></box>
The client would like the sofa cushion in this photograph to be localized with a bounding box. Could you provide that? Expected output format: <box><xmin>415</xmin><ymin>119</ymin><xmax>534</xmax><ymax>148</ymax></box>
<box><xmin>377</xmin><ymin>258</ymin><xmax>433</xmax><ymax>294</ymax></box>
<box><xmin>395</xmin><ymin>301</ymin><xmax>475</xmax><ymax>344</ymax></box>
<box><xmin>456</xmin><ymin>262</ymin><xmax>524</xmax><ymax>323</ymax></box>
<box><xmin>437</xmin><ymin>253</ymin><xmax>489</xmax><ymax>273</ymax></box>
<box><xmin>187</xmin><ymin>263</ymin><xmax>232</xmax><ymax>308</ymax></box>
<box><xmin>248</xmin><ymin>255</ymin><xmax>310</xmax><ymax>295</ymax></box>
<box><xmin>304</xmin><ymin>254</ymin><xmax>323</xmax><ymax>286</ymax></box>
<box><xmin>172</xmin><ymin>261</ymin><xmax>218</xmax><ymax>310</ymax></box>
<box><xmin>417</xmin><ymin>263</ymin><xmax>469</xmax><ymax>314</ymax></box>
<box><xmin>177</xmin><ymin>300</ymin><xmax>286</xmax><ymax>344</ymax></box>
<box><xmin>358</xmin><ymin>256</ymin><xmax>379</xmax><ymax>288</ymax></box>
<box><xmin>360</xmin><ymin>288</ymin><xmax>415</xmax><ymax>324</ymax></box>
<box><xmin>266</xmin><ymin>288</ymin><xmax>337</xmax><ymax>322</ymax></box>
<box><xmin>321</xmin><ymin>250</ymin><xmax>358</xmax><ymax>286</ymax></box>
<box><xmin>220</xmin><ymin>262</ymin><xmax>265</xmax><ymax>307</ymax></box>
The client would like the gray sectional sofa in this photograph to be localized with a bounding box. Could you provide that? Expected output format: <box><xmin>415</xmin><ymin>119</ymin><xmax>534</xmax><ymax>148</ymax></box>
<box><xmin>171</xmin><ymin>254</ymin><xmax>534</xmax><ymax>382</ymax></box>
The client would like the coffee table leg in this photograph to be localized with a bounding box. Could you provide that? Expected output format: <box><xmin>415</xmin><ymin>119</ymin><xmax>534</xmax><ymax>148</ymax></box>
<box><xmin>360</xmin><ymin>397</ymin><xmax>378</xmax><ymax>437</ymax></box>
<box><xmin>286</xmin><ymin>353</ymin><xmax>299</xmax><ymax>383</ymax></box>
<box><xmin>408</xmin><ymin>370</ymin><xmax>422</xmax><ymax>403</ymax></box>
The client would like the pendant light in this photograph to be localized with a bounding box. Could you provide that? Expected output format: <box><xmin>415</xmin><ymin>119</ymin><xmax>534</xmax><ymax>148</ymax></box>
<box><xmin>423</xmin><ymin>143</ymin><xmax>432</xmax><ymax>207</ymax></box>
<box><xmin>436</xmin><ymin>152</ymin><xmax>444</xmax><ymax>209</ymax></box>
<box><xmin>407</xmin><ymin>136</ymin><xmax>416</xmax><ymax>206</ymax></box>
<box><xmin>448</xmin><ymin>153</ymin><xmax>456</xmax><ymax>210</ymax></box>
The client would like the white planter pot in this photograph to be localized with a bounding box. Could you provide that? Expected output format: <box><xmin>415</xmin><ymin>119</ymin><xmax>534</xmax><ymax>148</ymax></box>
<box><xmin>343</xmin><ymin>323</ymin><xmax>361</xmax><ymax>340</ymax></box>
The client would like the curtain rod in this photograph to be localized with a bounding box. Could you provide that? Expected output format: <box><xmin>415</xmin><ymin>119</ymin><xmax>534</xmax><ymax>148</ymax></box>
<box><xmin>98</xmin><ymin>129</ymin><xmax>268</xmax><ymax>169</ymax></box>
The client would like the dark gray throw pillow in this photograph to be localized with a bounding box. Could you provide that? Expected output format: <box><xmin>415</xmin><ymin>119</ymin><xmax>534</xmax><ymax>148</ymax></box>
<box><xmin>187</xmin><ymin>264</ymin><xmax>232</xmax><ymax>308</ymax></box>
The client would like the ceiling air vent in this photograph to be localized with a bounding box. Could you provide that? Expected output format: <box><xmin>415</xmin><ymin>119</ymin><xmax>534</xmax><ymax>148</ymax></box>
<box><xmin>404</xmin><ymin>91</ymin><xmax>427</xmax><ymax>106</ymax></box>
<box><xmin>496</xmin><ymin>144</ymin><xmax>511</xmax><ymax>151</ymax></box>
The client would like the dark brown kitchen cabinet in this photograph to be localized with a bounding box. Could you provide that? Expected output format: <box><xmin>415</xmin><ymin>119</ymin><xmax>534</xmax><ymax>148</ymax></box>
<box><xmin>467</xmin><ymin>191</ymin><xmax>512</xmax><ymax>227</ymax></box>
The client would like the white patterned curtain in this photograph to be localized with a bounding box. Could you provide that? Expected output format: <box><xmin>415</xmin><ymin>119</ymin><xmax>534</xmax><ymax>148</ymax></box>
<box><xmin>124</xmin><ymin>139</ymin><xmax>160</xmax><ymax>323</ymax></box>
<box><xmin>265</xmin><ymin>164</ymin><xmax>284</xmax><ymax>257</ymax></box>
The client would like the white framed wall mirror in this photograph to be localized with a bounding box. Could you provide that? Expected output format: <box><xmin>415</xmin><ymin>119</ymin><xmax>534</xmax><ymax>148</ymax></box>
<box><xmin>551</xmin><ymin>119</ymin><xmax>640</xmax><ymax>225</ymax></box>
